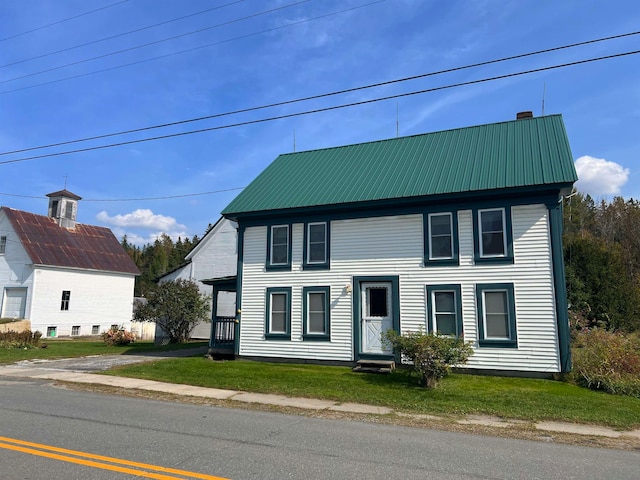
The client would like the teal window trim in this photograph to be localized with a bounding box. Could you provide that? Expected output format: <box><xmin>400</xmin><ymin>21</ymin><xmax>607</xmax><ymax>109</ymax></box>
<box><xmin>265</xmin><ymin>287</ymin><xmax>291</xmax><ymax>340</ymax></box>
<box><xmin>302</xmin><ymin>286</ymin><xmax>331</xmax><ymax>341</ymax></box>
<box><xmin>473</xmin><ymin>207</ymin><xmax>514</xmax><ymax>264</ymax></box>
<box><xmin>476</xmin><ymin>283</ymin><xmax>517</xmax><ymax>348</ymax></box>
<box><xmin>426</xmin><ymin>284</ymin><xmax>463</xmax><ymax>336</ymax></box>
<box><xmin>303</xmin><ymin>222</ymin><xmax>330</xmax><ymax>270</ymax></box>
<box><xmin>424</xmin><ymin>211</ymin><xmax>459</xmax><ymax>266</ymax></box>
<box><xmin>266</xmin><ymin>224</ymin><xmax>292</xmax><ymax>271</ymax></box>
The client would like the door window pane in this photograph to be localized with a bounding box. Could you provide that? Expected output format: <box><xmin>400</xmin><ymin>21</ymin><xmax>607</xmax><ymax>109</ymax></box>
<box><xmin>368</xmin><ymin>288</ymin><xmax>388</xmax><ymax>317</ymax></box>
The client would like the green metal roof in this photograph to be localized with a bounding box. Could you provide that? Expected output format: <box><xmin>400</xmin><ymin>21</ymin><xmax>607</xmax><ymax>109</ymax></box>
<box><xmin>222</xmin><ymin>115</ymin><xmax>577</xmax><ymax>216</ymax></box>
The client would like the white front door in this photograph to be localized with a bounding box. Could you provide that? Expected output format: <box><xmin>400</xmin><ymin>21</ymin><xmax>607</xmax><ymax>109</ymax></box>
<box><xmin>361</xmin><ymin>282</ymin><xmax>393</xmax><ymax>354</ymax></box>
<box><xmin>2</xmin><ymin>288</ymin><xmax>27</xmax><ymax>318</ymax></box>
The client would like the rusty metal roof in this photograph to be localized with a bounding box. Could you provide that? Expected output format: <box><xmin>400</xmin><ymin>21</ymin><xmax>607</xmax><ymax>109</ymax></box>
<box><xmin>2</xmin><ymin>207</ymin><xmax>140</xmax><ymax>275</ymax></box>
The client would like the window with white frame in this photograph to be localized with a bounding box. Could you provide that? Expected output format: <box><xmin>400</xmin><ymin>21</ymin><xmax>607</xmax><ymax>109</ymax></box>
<box><xmin>265</xmin><ymin>287</ymin><xmax>291</xmax><ymax>339</ymax></box>
<box><xmin>46</xmin><ymin>326</ymin><xmax>57</xmax><ymax>338</ymax></box>
<box><xmin>479</xmin><ymin>208</ymin><xmax>506</xmax><ymax>257</ymax></box>
<box><xmin>305</xmin><ymin>222</ymin><xmax>327</xmax><ymax>265</ymax></box>
<box><xmin>0</xmin><ymin>236</ymin><xmax>6</xmax><ymax>254</ymax></box>
<box><xmin>303</xmin><ymin>287</ymin><xmax>330</xmax><ymax>339</ymax></box>
<box><xmin>71</xmin><ymin>326</ymin><xmax>80</xmax><ymax>336</ymax></box>
<box><xmin>426</xmin><ymin>285</ymin><xmax>462</xmax><ymax>336</ymax></box>
<box><xmin>428</xmin><ymin>213</ymin><xmax>453</xmax><ymax>259</ymax></box>
<box><xmin>476</xmin><ymin>283</ymin><xmax>517</xmax><ymax>347</ymax></box>
<box><xmin>60</xmin><ymin>291</ymin><xmax>71</xmax><ymax>310</ymax></box>
<box><xmin>268</xmin><ymin>225</ymin><xmax>290</xmax><ymax>267</ymax></box>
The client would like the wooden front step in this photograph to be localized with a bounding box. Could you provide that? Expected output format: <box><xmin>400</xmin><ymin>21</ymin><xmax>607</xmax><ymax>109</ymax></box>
<box><xmin>352</xmin><ymin>359</ymin><xmax>395</xmax><ymax>374</ymax></box>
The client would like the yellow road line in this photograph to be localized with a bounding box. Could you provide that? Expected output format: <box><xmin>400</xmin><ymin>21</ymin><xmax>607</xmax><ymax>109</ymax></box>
<box><xmin>0</xmin><ymin>436</ymin><xmax>229</xmax><ymax>480</ymax></box>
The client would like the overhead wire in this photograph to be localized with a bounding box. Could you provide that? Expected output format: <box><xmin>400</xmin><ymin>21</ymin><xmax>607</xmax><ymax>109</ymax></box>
<box><xmin>0</xmin><ymin>0</ymin><xmax>387</xmax><ymax>95</ymax></box>
<box><xmin>0</xmin><ymin>0</ymin><xmax>313</xmax><ymax>85</ymax></box>
<box><xmin>0</xmin><ymin>0</ymin><xmax>128</xmax><ymax>42</ymax></box>
<box><xmin>1</xmin><ymin>30</ymin><xmax>637</xmax><ymax>157</ymax></box>
<box><xmin>1</xmin><ymin>49</ymin><xmax>638</xmax><ymax>166</ymax></box>
<box><xmin>0</xmin><ymin>0</ymin><xmax>248</xmax><ymax>69</ymax></box>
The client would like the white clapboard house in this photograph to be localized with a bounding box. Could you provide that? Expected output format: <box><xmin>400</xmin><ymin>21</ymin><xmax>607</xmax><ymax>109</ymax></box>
<box><xmin>156</xmin><ymin>217</ymin><xmax>237</xmax><ymax>341</ymax></box>
<box><xmin>213</xmin><ymin>113</ymin><xmax>578</xmax><ymax>375</ymax></box>
<box><xmin>0</xmin><ymin>190</ymin><xmax>140</xmax><ymax>338</ymax></box>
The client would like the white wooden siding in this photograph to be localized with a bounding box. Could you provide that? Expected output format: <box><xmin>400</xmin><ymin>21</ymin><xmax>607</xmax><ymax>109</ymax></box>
<box><xmin>29</xmin><ymin>267</ymin><xmax>135</xmax><ymax>337</ymax></box>
<box><xmin>240</xmin><ymin>205</ymin><xmax>560</xmax><ymax>372</ymax></box>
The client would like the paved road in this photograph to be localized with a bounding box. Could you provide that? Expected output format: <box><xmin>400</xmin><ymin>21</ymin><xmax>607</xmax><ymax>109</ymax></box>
<box><xmin>1</xmin><ymin>378</ymin><xmax>639</xmax><ymax>480</ymax></box>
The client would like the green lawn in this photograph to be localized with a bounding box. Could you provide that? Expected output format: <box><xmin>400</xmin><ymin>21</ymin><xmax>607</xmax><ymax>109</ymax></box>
<box><xmin>105</xmin><ymin>358</ymin><xmax>640</xmax><ymax>430</ymax></box>
<box><xmin>0</xmin><ymin>339</ymin><xmax>207</xmax><ymax>364</ymax></box>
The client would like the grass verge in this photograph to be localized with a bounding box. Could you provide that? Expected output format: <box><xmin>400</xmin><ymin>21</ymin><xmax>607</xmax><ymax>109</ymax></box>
<box><xmin>0</xmin><ymin>339</ymin><xmax>208</xmax><ymax>364</ymax></box>
<box><xmin>104</xmin><ymin>358</ymin><xmax>640</xmax><ymax>430</ymax></box>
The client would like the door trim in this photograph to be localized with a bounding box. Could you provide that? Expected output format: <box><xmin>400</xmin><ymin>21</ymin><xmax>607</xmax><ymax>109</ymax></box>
<box><xmin>352</xmin><ymin>276</ymin><xmax>400</xmax><ymax>361</ymax></box>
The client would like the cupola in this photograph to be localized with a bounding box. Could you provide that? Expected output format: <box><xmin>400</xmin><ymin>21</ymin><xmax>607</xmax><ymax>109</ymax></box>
<box><xmin>46</xmin><ymin>189</ymin><xmax>82</xmax><ymax>229</ymax></box>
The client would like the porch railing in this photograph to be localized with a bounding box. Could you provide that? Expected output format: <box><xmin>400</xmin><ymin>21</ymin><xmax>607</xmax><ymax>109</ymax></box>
<box><xmin>212</xmin><ymin>316</ymin><xmax>235</xmax><ymax>347</ymax></box>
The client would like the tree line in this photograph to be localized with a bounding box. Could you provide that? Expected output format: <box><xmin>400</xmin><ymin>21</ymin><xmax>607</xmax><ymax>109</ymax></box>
<box><xmin>120</xmin><ymin>232</ymin><xmax>202</xmax><ymax>297</ymax></box>
<box><xmin>563</xmin><ymin>193</ymin><xmax>640</xmax><ymax>332</ymax></box>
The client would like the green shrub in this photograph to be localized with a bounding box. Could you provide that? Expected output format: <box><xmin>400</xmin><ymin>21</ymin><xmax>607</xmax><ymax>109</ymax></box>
<box><xmin>101</xmin><ymin>326</ymin><xmax>136</xmax><ymax>346</ymax></box>
<box><xmin>384</xmin><ymin>329</ymin><xmax>474</xmax><ymax>388</ymax></box>
<box><xmin>0</xmin><ymin>330</ymin><xmax>42</xmax><ymax>349</ymax></box>
<box><xmin>571</xmin><ymin>328</ymin><xmax>640</xmax><ymax>398</ymax></box>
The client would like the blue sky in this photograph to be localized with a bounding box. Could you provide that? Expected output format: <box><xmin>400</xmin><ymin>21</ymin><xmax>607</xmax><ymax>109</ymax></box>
<box><xmin>1</xmin><ymin>0</ymin><xmax>638</xmax><ymax>245</ymax></box>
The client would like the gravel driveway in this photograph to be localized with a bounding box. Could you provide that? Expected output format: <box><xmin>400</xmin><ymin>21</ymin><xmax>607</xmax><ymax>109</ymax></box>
<box><xmin>12</xmin><ymin>346</ymin><xmax>209</xmax><ymax>372</ymax></box>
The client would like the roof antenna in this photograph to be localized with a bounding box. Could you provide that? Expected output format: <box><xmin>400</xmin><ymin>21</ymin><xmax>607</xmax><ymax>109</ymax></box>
<box><xmin>396</xmin><ymin>101</ymin><xmax>400</xmax><ymax>138</ymax></box>
<box><xmin>63</xmin><ymin>174</ymin><xmax>68</xmax><ymax>189</ymax></box>
<box><xmin>293</xmin><ymin>129</ymin><xmax>296</xmax><ymax>153</ymax></box>
<box><xmin>541</xmin><ymin>82</ymin><xmax>546</xmax><ymax>116</ymax></box>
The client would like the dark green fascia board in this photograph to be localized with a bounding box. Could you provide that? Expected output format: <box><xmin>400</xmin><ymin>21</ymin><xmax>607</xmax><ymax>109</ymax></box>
<box><xmin>234</xmin><ymin>227</ymin><xmax>245</xmax><ymax>356</ymax></box>
<box><xmin>547</xmin><ymin>201</ymin><xmax>572</xmax><ymax>372</ymax></box>
<box><xmin>228</xmin><ymin>185</ymin><xmax>571</xmax><ymax>228</ymax></box>
<box><xmin>302</xmin><ymin>286</ymin><xmax>331</xmax><ymax>341</ymax></box>
<box><xmin>426</xmin><ymin>284</ymin><xmax>463</xmax><ymax>336</ymax></box>
<box><xmin>302</xmin><ymin>221</ymin><xmax>331</xmax><ymax>270</ymax></box>
<box><xmin>352</xmin><ymin>275</ymin><xmax>400</xmax><ymax>362</ymax></box>
<box><xmin>264</xmin><ymin>286</ymin><xmax>292</xmax><ymax>340</ymax></box>
<box><xmin>476</xmin><ymin>283</ymin><xmax>518</xmax><ymax>348</ymax></box>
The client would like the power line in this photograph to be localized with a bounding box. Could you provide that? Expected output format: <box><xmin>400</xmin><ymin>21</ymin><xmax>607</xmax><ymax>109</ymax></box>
<box><xmin>0</xmin><ymin>0</ymin><xmax>248</xmax><ymax>69</ymax></box>
<box><xmin>1</xmin><ymin>29</ymin><xmax>637</xmax><ymax>157</ymax></box>
<box><xmin>0</xmin><ymin>0</ymin><xmax>387</xmax><ymax>96</ymax></box>
<box><xmin>0</xmin><ymin>187</ymin><xmax>245</xmax><ymax>202</ymax></box>
<box><xmin>0</xmin><ymin>1</ymin><xmax>129</xmax><ymax>43</ymax></box>
<box><xmin>1</xmin><ymin>49</ymin><xmax>637</xmax><ymax>166</ymax></box>
<box><xmin>0</xmin><ymin>0</ymin><xmax>312</xmax><ymax>85</ymax></box>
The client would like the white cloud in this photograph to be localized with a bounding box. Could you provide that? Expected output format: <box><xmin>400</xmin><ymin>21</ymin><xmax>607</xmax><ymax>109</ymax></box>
<box><xmin>574</xmin><ymin>155</ymin><xmax>629</xmax><ymax>196</ymax></box>
<box><xmin>96</xmin><ymin>209</ymin><xmax>186</xmax><ymax>231</ymax></box>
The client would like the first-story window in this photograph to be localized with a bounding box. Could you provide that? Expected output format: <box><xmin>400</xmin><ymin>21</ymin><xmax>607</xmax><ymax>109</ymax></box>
<box><xmin>426</xmin><ymin>285</ymin><xmax>462</xmax><ymax>336</ymax></box>
<box><xmin>71</xmin><ymin>326</ymin><xmax>80</xmax><ymax>336</ymax></box>
<box><xmin>92</xmin><ymin>325</ymin><xmax>100</xmax><ymax>335</ymax></box>
<box><xmin>476</xmin><ymin>283</ymin><xmax>517</xmax><ymax>348</ymax></box>
<box><xmin>265</xmin><ymin>287</ymin><xmax>291</xmax><ymax>339</ymax></box>
<box><xmin>60</xmin><ymin>290</ymin><xmax>71</xmax><ymax>310</ymax></box>
<box><xmin>0</xmin><ymin>236</ymin><xmax>6</xmax><ymax>254</ymax></box>
<box><xmin>267</xmin><ymin>225</ymin><xmax>291</xmax><ymax>269</ymax></box>
<box><xmin>47</xmin><ymin>326</ymin><xmax>57</xmax><ymax>338</ymax></box>
<box><xmin>303</xmin><ymin>287</ymin><xmax>330</xmax><ymax>340</ymax></box>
